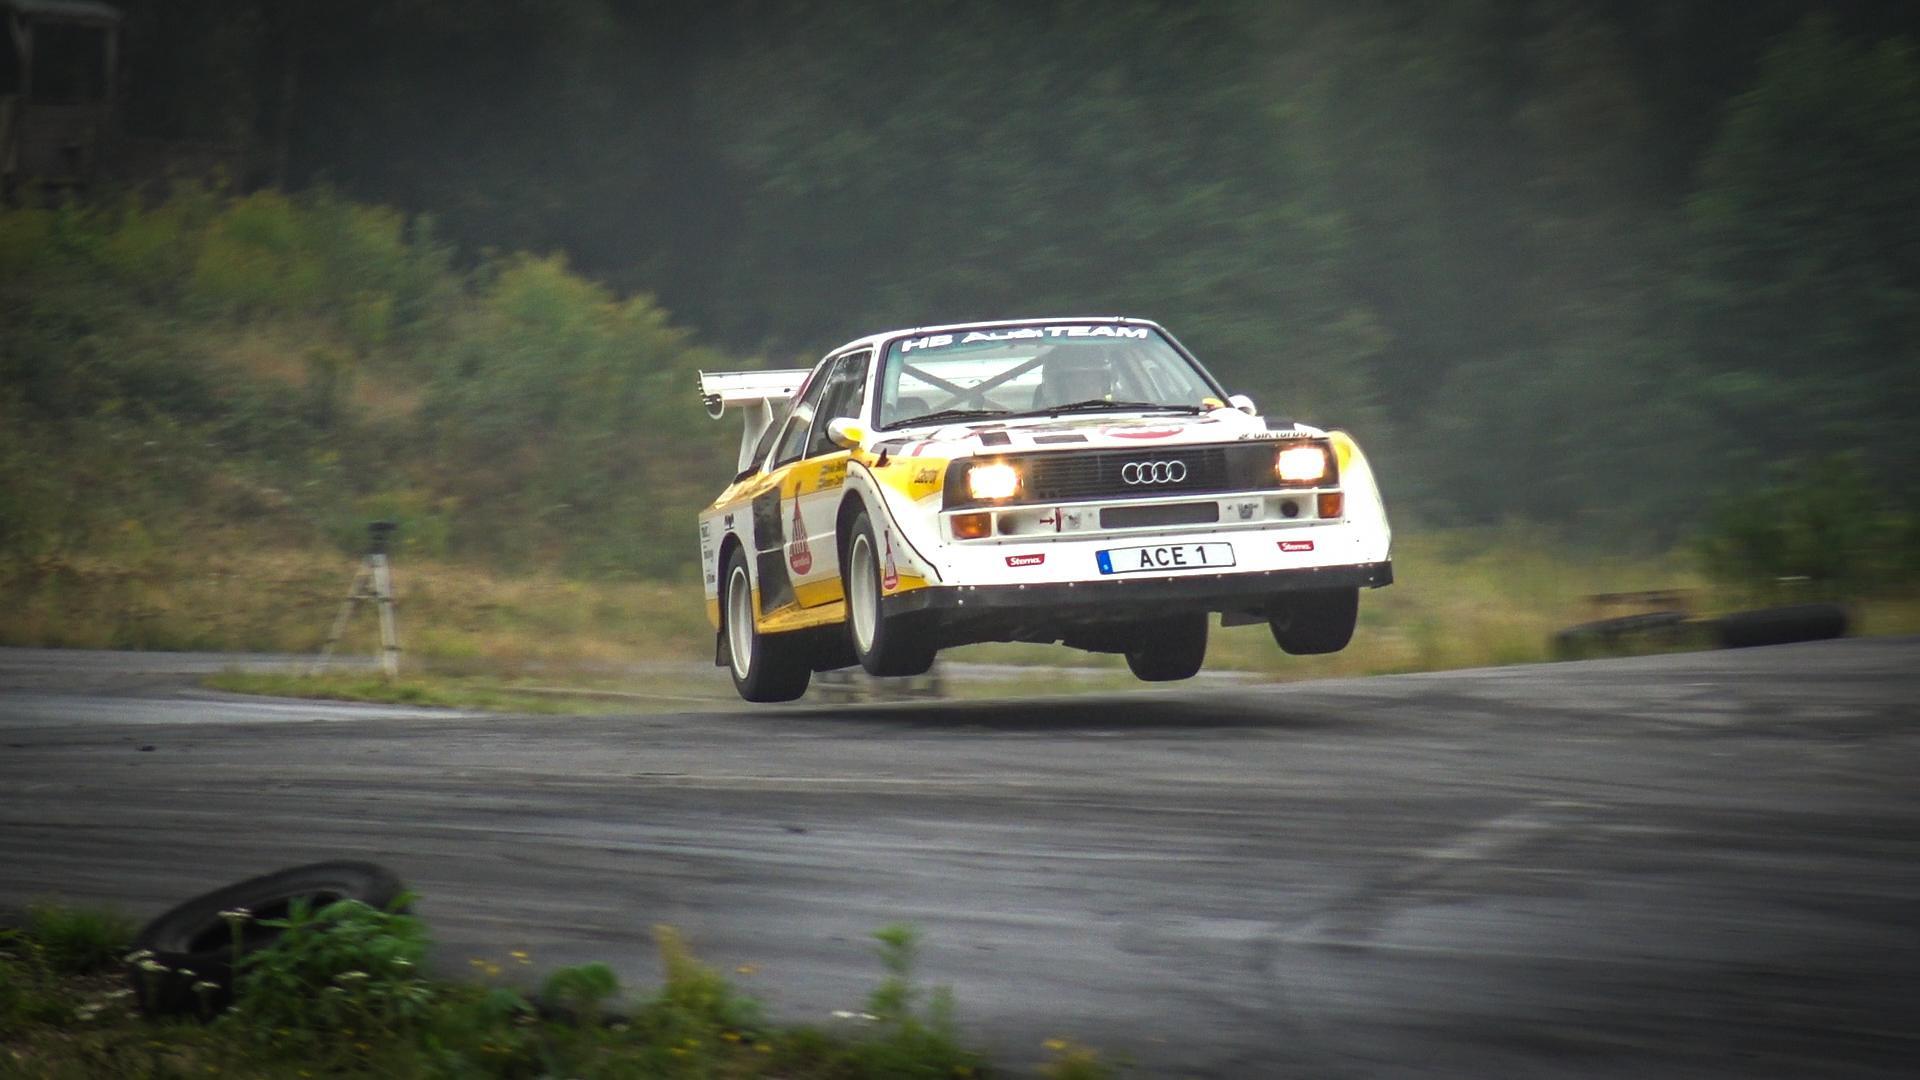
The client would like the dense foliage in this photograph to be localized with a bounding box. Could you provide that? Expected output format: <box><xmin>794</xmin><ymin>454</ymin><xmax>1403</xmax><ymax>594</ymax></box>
<box><xmin>6</xmin><ymin>0</ymin><xmax>1918</xmax><ymax>573</ymax></box>
<box><xmin>0</xmin><ymin>192</ymin><xmax>735</xmax><ymax>575</ymax></box>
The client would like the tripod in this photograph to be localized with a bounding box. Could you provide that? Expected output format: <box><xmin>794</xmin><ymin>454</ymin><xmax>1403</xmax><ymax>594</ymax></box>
<box><xmin>311</xmin><ymin>521</ymin><xmax>402</xmax><ymax>678</ymax></box>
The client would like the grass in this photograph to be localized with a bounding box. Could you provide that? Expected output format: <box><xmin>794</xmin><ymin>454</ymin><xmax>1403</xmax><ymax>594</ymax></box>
<box><xmin>1</xmin><ymin>903</ymin><xmax>1080</xmax><ymax>1079</ymax></box>
<box><xmin>9</xmin><ymin>527</ymin><xmax>1919</xmax><ymax>717</ymax></box>
<box><xmin>0</xmin><ymin>544</ymin><xmax>714</xmax><ymax>665</ymax></box>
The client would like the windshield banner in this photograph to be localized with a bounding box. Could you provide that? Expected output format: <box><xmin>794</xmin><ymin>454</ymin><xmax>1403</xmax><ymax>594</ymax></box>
<box><xmin>899</xmin><ymin>325</ymin><xmax>1150</xmax><ymax>353</ymax></box>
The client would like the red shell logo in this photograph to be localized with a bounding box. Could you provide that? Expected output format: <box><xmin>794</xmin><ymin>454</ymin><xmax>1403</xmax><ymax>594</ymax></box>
<box><xmin>1005</xmin><ymin>554</ymin><xmax>1046</xmax><ymax>567</ymax></box>
<box><xmin>1278</xmin><ymin>539</ymin><xmax>1315</xmax><ymax>553</ymax></box>
<box><xmin>788</xmin><ymin>501</ymin><xmax>813</xmax><ymax>574</ymax></box>
<box><xmin>1106</xmin><ymin>426</ymin><xmax>1182</xmax><ymax>440</ymax></box>
<box><xmin>881</xmin><ymin>530</ymin><xmax>899</xmax><ymax>591</ymax></box>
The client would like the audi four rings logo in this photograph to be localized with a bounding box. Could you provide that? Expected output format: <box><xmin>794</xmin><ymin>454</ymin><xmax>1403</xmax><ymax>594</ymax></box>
<box><xmin>1121</xmin><ymin>459</ymin><xmax>1188</xmax><ymax>485</ymax></box>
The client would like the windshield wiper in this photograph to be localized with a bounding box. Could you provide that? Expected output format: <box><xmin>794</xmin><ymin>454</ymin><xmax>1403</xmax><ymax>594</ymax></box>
<box><xmin>880</xmin><ymin>407</ymin><xmax>1012</xmax><ymax>431</ymax></box>
<box><xmin>1011</xmin><ymin>399</ymin><xmax>1206</xmax><ymax>419</ymax></box>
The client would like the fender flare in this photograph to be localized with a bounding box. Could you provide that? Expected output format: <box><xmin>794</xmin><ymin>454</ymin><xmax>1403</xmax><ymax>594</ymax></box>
<box><xmin>842</xmin><ymin>462</ymin><xmax>944</xmax><ymax>585</ymax></box>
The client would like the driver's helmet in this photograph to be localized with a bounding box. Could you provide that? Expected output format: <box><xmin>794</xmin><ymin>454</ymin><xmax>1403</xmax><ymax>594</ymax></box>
<box><xmin>1037</xmin><ymin>348</ymin><xmax>1114</xmax><ymax>406</ymax></box>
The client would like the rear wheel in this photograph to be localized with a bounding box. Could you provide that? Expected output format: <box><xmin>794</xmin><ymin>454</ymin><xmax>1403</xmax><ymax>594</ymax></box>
<box><xmin>722</xmin><ymin>548</ymin><xmax>811</xmax><ymax>702</ymax></box>
<box><xmin>843</xmin><ymin>510</ymin><xmax>936</xmax><ymax>676</ymax></box>
<box><xmin>1270</xmin><ymin>587</ymin><xmax>1359</xmax><ymax>655</ymax></box>
<box><xmin>1124</xmin><ymin>612</ymin><xmax>1208</xmax><ymax>681</ymax></box>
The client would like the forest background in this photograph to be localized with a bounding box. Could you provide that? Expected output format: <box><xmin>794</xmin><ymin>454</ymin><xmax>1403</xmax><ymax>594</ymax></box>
<box><xmin>2</xmin><ymin>0</ymin><xmax>1915</xmax><ymax>670</ymax></box>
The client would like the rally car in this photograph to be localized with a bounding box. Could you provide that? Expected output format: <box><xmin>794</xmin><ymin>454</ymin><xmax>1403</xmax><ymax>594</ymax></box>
<box><xmin>696</xmin><ymin>317</ymin><xmax>1393</xmax><ymax>702</ymax></box>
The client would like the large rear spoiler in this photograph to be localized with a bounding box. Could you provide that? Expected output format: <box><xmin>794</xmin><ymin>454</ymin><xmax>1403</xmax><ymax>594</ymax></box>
<box><xmin>699</xmin><ymin>368</ymin><xmax>812</xmax><ymax>473</ymax></box>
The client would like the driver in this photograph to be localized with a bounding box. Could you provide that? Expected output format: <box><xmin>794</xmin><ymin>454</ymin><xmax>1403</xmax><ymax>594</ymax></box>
<box><xmin>1035</xmin><ymin>347</ymin><xmax>1116</xmax><ymax>407</ymax></box>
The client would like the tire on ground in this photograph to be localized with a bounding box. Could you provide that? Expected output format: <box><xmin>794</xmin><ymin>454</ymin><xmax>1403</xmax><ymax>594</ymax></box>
<box><xmin>128</xmin><ymin>861</ymin><xmax>406</xmax><ymax>1017</ymax></box>
<box><xmin>1551</xmin><ymin>610</ymin><xmax>1691</xmax><ymax>658</ymax></box>
<box><xmin>721</xmin><ymin>546</ymin><xmax>812</xmax><ymax>702</ymax></box>
<box><xmin>1711</xmin><ymin>603</ymin><xmax>1849</xmax><ymax>649</ymax></box>
<box><xmin>1269</xmin><ymin>587</ymin><xmax>1359</xmax><ymax>655</ymax></box>
<box><xmin>842</xmin><ymin>508</ymin><xmax>937</xmax><ymax>677</ymax></box>
<box><xmin>1124</xmin><ymin>612</ymin><xmax>1208</xmax><ymax>681</ymax></box>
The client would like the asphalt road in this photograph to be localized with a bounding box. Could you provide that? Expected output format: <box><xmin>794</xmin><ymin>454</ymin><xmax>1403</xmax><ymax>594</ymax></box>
<box><xmin>1</xmin><ymin>641</ymin><xmax>1916</xmax><ymax>1077</ymax></box>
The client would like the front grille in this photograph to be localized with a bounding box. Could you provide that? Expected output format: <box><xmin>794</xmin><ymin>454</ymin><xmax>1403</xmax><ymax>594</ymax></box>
<box><xmin>950</xmin><ymin>443</ymin><xmax>1298</xmax><ymax>508</ymax></box>
<box><xmin>1021</xmin><ymin>447</ymin><xmax>1231</xmax><ymax>502</ymax></box>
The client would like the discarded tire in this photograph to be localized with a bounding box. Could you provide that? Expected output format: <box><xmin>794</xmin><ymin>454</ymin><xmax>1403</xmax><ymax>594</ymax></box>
<box><xmin>1551</xmin><ymin>610</ymin><xmax>1691</xmax><ymax>658</ymax></box>
<box><xmin>1711</xmin><ymin>603</ymin><xmax>1850</xmax><ymax>649</ymax></box>
<box><xmin>126</xmin><ymin>861</ymin><xmax>406</xmax><ymax>1017</ymax></box>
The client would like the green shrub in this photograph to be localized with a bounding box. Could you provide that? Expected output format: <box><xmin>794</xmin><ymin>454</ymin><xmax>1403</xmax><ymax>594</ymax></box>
<box><xmin>1693</xmin><ymin>455</ymin><xmax>1915</xmax><ymax>600</ymax></box>
<box><xmin>229</xmin><ymin>895</ymin><xmax>434</xmax><ymax>1041</ymax></box>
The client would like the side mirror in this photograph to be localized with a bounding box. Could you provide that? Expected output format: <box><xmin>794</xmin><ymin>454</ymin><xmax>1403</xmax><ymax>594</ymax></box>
<box><xmin>826</xmin><ymin>417</ymin><xmax>866</xmax><ymax>449</ymax></box>
<box><xmin>1228</xmin><ymin>393</ymin><xmax>1258</xmax><ymax>415</ymax></box>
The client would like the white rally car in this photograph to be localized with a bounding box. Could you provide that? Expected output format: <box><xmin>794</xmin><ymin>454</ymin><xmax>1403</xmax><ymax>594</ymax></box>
<box><xmin>696</xmin><ymin>317</ymin><xmax>1392</xmax><ymax>702</ymax></box>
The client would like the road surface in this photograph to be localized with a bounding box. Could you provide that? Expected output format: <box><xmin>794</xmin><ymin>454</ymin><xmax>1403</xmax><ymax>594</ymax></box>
<box><xmin>1</xmin><ymin>641</ymin><xmax>1916</xmax><ymax>1077</ymax></box>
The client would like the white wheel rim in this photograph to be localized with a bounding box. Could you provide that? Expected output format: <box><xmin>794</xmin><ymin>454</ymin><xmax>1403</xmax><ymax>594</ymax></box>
<box><xmin>849</xmin><ymin>533</ymin><xmax>878</xmax><ymax>653</ymax></box>
<box><xmin>726</xmin><ymin>563</ymin><xmax>755</xmax><ymax>681</ymax></box>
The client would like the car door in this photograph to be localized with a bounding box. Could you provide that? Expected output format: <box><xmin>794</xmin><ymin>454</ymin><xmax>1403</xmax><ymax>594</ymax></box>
<box><xmin>748</xmin><ymin>360</ymin><xmax>835</xmax><ymax>619</ymax></box>
<box><xmin>787</xmin><ymin>349</ymin><xmax>871</xmax><ymax>607</ymax></box>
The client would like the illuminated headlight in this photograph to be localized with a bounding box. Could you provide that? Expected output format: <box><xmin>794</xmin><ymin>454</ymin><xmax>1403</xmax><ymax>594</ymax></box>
<box><xmin>967</xmin><ymin>462</ymin><xmax>1021</xmax><ymax>500</ymax></box>
<box><xmin>1275</xmin><ymin>444</ymin><xmax>1332</xmax><ymax>484</ymax></box>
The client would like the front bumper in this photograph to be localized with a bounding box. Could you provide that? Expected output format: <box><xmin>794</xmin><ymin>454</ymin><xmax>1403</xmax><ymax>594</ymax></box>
<box><xmin>883</xmin><ymin>560</ymin><xmax>1392</xmax><ymax>617</ymax></box>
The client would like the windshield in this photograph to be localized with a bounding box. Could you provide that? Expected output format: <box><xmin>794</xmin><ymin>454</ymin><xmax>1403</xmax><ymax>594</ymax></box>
<box><xmin>875</xmin><ymin>323</ymin><xmax>1223</xmax><ymax>429</ymax></box>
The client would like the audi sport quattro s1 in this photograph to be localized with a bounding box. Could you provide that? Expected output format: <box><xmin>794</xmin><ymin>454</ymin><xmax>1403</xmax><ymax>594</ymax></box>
<box><xmin>696</xmin><ymin>317</ymin><xmax>1393</xmax><ymax>702</ymax></box>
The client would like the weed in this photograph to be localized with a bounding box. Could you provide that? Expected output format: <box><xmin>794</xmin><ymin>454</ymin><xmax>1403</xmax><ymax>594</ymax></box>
<box><xmin>1042</xmin><ymin>1036</ymin><xmax>1120</xmax><ymax>1080</ymax></box>
<box><xmin>539</xmin><ymin>960</ymin><xmax>619</xmax><ymax>1020</ymax></box>
<box><xmin>23</xmin><ymin>903</ymin><xmax>136</xmax><ymax>976</ymax></box>
<box><xmin>3</xmin><ymin>906</ymin><xmax>1030</xmax><ymax>1078</ymax></box>
<box><xmin>228</xmin><ymin>895</ymin><xmax>433</xmax><ymax>1042</ymax></box>
<box><xmin>851</xmin><ymin>924</ymin><xmax>982</xmax><ymax>1079</ymax></box>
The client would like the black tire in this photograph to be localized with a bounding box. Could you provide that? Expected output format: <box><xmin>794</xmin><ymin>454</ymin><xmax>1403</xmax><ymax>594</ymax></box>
<box><xmin>1712</xmin><ymin>603</ymin><xmax>1849</xmax><ymax>649</ymax></box>
<box><xmin>127</xmin><ymin>861</ymin><xmax>406</xmax><ymax>1018</ymax></box>
<box><xmin>1551</xmin><ymin>610</ymin><xmax>1691</xmax><ymax>658</ymax></box>
<box><xmin>1270</xmin><ymin>587</ymin><xmax>1359</xmax><ymax>655</ymax></box>
<box><xmin>720</xmin><ymin>547</ymin><xmax>811</xmax><ymax>702</ymax></box>
<box><xmin>1124</xmin><ymin>612</ymin><xmax>1208</xmax><ymax>681</ymax></box>
<box><xmin>842</xmin><ymin>509</ymin><xmax>936</xmax><ymax>677</ymax></box>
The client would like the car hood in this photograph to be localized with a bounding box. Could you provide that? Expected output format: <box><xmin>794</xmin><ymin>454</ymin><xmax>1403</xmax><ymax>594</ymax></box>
<box><xmin>871</xmin><ymin>408</ymin><xmax>1324</xmax><ymax>456</ymax></box>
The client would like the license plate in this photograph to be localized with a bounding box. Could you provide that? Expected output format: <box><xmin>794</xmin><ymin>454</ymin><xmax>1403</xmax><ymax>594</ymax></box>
<box><xmin>1096</xmin><ymin>542</ymin><xmax>1236</xmax><ymax>575</ymax></box>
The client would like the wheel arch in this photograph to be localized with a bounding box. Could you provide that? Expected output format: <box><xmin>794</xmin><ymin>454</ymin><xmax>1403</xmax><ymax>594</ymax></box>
<box><xmin>835</xmin><ymin>489</ymin><xmax>871</xmax><ymax>563</ymax></box>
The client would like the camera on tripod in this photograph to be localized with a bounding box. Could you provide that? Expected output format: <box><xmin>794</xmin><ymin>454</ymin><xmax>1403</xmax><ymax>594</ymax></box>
<box><xmin>366</xmin><ymin>520</ymin><xmax>399</xmax><ymax>555</ymax></box>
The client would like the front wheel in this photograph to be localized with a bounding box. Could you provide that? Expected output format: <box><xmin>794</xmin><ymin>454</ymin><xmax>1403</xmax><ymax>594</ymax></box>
<box><xmin>843</xmin><ymin>509</ymin><xmax>936</xmax><ymax>677</ymax></box>
<box><xmin>722</xmin><ymin>548</ymin><xmax>811</xmax><ymax>702</ymax></box>
<box><xmin>1270</xmin><ymin>587</ymin><xmax>1359</xmax><ymax>655</ymax></box>
<box><xmin>1124</xmin><ymin>612</ymin><xmax>1208</xmax><ymax>681</ymax></box>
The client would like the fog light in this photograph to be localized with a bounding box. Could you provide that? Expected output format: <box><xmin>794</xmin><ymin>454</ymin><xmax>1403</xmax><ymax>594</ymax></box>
<box><xmin>1317</xmin><ymin>492</ymin><xmax>1344</xmax><ymax>519</ymax></box>
<box><xmin>951</xmin><ymin>512</ymin><xmax>992</xmax><ymax>539</ymax></box>
<box><xmin>1280</xmin><ymin>499</ymin><xmax>1300</xmax><ymax>519</ymax></box>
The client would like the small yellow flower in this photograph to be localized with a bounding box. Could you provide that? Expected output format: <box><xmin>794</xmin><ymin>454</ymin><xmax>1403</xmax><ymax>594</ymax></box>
<box><xmin>734</xmin><ymin>963</ymin><xmax>757</xmax><ymax>975</ymax></box>
<box><xmin>721</xmin><ymin>1031</ymin><xmax>742</xmax><ymax>1043</ymax></box>
<box><xmin>1044</xmin><ymin>1038</ymin><xmax>1070</xmax><ymax>1052</ymax></box>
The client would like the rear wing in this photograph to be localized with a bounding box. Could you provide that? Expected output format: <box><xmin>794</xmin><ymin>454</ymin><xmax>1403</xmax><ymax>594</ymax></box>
<box><xmin>699</xmin><ymin>368</ymin><xmax>812</xmax><ymax>473</ymax></box>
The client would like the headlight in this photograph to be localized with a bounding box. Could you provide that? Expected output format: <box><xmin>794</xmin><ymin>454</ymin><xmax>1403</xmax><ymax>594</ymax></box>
<box><xmin>967</xmin><ymin>462</ymin><xmax>1021</xmax><ymax>500</ymax></box>
<box><xmin>1275</xmin><ymin>444</ymin><xmax>1332</xmax><ymax>484</ymax></box>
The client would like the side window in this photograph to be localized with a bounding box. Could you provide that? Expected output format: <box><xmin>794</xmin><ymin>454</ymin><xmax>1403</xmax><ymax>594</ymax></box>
<box><xmin>805</xmin><ymin>351</ymin><xmax>871</xmax><ymax>458</ymax></box>
<box><xmin>772</xmin><ymin>361</ymin><xmax>835</xmax><ymax>468</ymax></box>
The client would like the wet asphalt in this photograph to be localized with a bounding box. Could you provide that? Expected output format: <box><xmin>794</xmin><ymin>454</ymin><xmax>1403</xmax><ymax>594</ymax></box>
<box><xmin>1</xmin><ymin>640</ymin><xmax>1916</xmax><ymax>1077</ymax></box>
